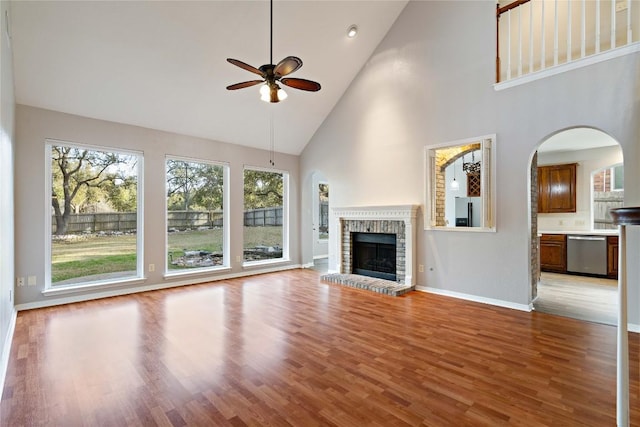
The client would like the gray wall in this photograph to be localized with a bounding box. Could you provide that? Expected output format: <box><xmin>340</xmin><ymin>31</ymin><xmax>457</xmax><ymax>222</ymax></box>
<box><xmin>14</xmin><ymin>105</ymin><xmax>301</xmax><ymax>307</ymax></box>
<box><xmin>0</xmin><ymin>0</ymin><xmax>16</xmax><ymax>388</ymax></box>
<box><xmin>300</xmin><ymin>1</ymin><xmax>640</xmax><ymax>326</ymax></box>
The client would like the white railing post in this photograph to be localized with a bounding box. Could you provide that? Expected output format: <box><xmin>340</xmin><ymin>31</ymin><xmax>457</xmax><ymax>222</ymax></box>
<box><xmin>541</xmin><ymin>0</ymin><xmax>546</xmax><ymax>69</ymax></box>
<box><xmin>581</xmin><ymin>0</ymin><xmax>586</xmax><ymax>57</ymax></box>
<box><xmin>628</xmin><ymin>0</ymin><xmax>632</xmax><ymax>45</ymax></box>
<box><xmin>611</xmin><ymin>0</ymin><xmax>617</xmax><ymax>49</ymax></box>
<box><xmin>567</xmin><ymin>0</ymin><xmax>572</xmax><ymax>61</ymax></box>
<box><xmin>518</xmin><ymin>5</ymin><xmax>523</xmax><ymax>76</ymax></box>
<box><xmin>507</xmin><ymin>10</ymin><xmax>512</xmax><ymax>80</ymax></box>
<box><xmin>553</xmin><ymin>0</ymin><xmax>559</xmax><ymax>66</ymax></box>
<box><xmin>596</xmin><ymin>0</ymin><xmax>601</xmax><ymax>53</ymax></box>
<box><xmin>529</xmin><ymin>1</ymin><xmax>534</xmax><ymax>73</ymax></box>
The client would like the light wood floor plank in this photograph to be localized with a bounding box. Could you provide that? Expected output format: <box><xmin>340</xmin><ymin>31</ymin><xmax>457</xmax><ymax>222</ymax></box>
<box><xmin>1</xmin><ymin>269</ymin><xmax>638</xmax><ymax>426</ymax></box>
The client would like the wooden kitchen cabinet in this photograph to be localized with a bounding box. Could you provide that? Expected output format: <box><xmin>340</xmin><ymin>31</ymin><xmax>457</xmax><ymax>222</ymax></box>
<box><xmin>607</xmin><ymin>235</ymin><xmax>618</xmax><ymax>279</ymax></box>
<box><xmin>538</xmin><ymin>163</ymin><xmax>577</xmax><ymax>213</ymax></box>
<box><xmin>539</xmin><ymin>234</ymin><xmax>567</xmax><ymax>273</ymax></box>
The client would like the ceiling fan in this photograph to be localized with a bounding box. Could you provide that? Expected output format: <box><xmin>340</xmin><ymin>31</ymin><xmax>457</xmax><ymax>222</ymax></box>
<box><xmin>226</xmin><ymin>0</ymin><xmax>321</xmax><ymax>103</ymax></box>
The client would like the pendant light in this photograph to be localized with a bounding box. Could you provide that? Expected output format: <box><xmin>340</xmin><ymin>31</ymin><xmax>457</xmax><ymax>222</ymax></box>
<box><xmin>450</xmin><ymin>160</ymin><xmax>460</xmax><ymax>191</ymax></box>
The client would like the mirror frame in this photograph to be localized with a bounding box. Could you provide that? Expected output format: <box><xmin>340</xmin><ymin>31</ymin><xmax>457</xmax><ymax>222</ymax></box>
<box><xmin>424</xmin><ymin>134</ymin><xmax>496</xmax><ymax>232</ymax></box>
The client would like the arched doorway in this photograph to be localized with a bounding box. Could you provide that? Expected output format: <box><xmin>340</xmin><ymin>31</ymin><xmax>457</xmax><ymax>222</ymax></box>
<box><xmin>310</xmin><ymin>171</ymin><xmax>329</xmax><ymax>273</ymax></box>
<box><xmin>530</xmin><ymin>127</ymin><xmax>623</xmax><ymax>325</ymax></box>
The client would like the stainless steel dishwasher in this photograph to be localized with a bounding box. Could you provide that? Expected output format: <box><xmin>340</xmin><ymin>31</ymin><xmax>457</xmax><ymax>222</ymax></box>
<box><xmin>566</xmin><ymin>235</ymin><xmax>607</xmax><ymax>275</ymax></box>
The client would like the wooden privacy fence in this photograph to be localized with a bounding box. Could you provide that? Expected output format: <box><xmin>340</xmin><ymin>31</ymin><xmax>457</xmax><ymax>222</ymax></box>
<box><xmin>51</xmin><ymin>212</ymin><xmax>138</xmax><ymax>234</ymax></box>
<box><xmin>167</xmin><ymin>210</ymin><xmax>223</xmax><ymax>230</ymax></box>
<box><xmin>243</xmin><ymin>207</ymin><xmax>283</xmax><ymax>227</ymax></box>
<box><xmin>52</xmin><ymin>208</ymin><xmax>283</xmax><ymax>234</ymax></box>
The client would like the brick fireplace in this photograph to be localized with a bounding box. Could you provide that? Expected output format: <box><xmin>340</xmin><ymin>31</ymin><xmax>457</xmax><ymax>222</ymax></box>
<box><xmin>331</xmin><ymin>205</ymin><xmax>419</xmax><ymax>286</ymax></box>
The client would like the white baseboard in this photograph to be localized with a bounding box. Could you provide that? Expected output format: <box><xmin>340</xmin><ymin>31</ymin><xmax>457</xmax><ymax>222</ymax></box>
<box><xmin>16</xmin><ymin>264</ymin><xmax>302</xmax><ymax>312</ymax></box>
<box><xmin>629</xmin><ymin>323</ymin><xmax>640</xmax><ymax>334</ymax></box>
<box><xmin>415</xmin><ymin>286</ymin><xmax>533</xmax><ymax>312</ymax></box>
<box><xmin>0</xmin><ymin>307</ymin><xmax>17</xmax><ymax>400</ymax></box>
<box><xmin>301</xmin><ymin>262</ymin><xmax>314</xmax><ymax>269</ymax></box>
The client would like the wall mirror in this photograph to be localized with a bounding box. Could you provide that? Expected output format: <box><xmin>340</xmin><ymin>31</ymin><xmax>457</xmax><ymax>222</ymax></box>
<box><xmin>424</xmin><ymin>134</ymin><xmax>496</xmax><ymax>231</ymax></box>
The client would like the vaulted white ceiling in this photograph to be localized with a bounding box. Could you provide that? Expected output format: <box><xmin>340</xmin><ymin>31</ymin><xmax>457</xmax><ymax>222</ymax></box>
<box><xmin>9</xmin><ymin>1</ymin><xmax>408</xmax><ymax>155</ymax></box>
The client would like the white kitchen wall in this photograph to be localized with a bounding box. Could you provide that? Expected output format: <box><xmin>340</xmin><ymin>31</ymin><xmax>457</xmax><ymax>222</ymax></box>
<box><xmin>300</xmin><ymin>1</ymin><xmax>640</xmax><ymax>326</ymax></box>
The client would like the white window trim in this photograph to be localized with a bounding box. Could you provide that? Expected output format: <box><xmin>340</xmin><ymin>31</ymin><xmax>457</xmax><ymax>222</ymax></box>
<box><xmin>424</xmin><ymin>134</ymin><xmax>497</xmax><ymax>232</ymax></box>
<box><xmin>611</xmin><ymin>164</ymin><xmax>624</xmax><ymax>192</ymax></box>
<box><xmin>242</xmin><ymin>165</ymin><xmax>290</xmax><ymax>266</ymax></box>
<box><xmin>317</xmin><ymin>181</ymin><xmax>329</xmax><ymax>243</ymax></box>
<box><xmin>44</xmin><ymin>139</ymin><xmax>144</xmax><ymax>292</ymax></box>
<box><xmin>164</xmin><ymin>155</ymin><xmax>230</xmax><ymax>277</ymax></box>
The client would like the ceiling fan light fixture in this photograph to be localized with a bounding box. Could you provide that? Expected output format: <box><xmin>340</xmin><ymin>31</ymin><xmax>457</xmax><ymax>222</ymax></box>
<box><xmin>347</xmin><ymin>25</ymin><xmax>358</xmax><ymax>38</ymax></box>
<box><xmin>277</xmin><ymin>86</ymin><xmax>287</xmax><ymax>101</ymax></box>
<box><xmin>260</xmin><ymin>83</ymin><xmax>270</xmax><ymax>102</ymax></box>
<box><xmin>261</xmin><ymin>83</ymin><xmax>287</xmax><ymax>103</ymax></box>
<box><xmin>226</xmin><ymin>0</ymin><xmax>321</xmax><ymax>102</ymax></box>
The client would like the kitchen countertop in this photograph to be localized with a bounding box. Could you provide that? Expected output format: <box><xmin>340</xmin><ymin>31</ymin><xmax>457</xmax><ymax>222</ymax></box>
<box><xmin>538</xmin><ymin>229</ymin><xmax>618</xmax><ymax>236</ymax></box>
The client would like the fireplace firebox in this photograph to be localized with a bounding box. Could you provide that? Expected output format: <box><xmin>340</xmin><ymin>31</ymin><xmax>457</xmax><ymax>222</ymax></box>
<box><xmin>351</xmin><ymin>232</ymin><xmax>397</xmax><ymax>281</ymax></box>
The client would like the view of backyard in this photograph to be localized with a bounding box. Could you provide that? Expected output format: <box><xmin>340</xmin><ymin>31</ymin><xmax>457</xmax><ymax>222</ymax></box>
<box><xmin>52</xmin><ymin>227</ymin><xmax>283</xmax><ymax>283</ymax></box>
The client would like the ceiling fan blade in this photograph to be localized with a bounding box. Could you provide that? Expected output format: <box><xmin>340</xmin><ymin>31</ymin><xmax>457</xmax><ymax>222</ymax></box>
<box><xmin>226</xmin><ymin>80</ymin><xmax>264</xmax><ymax>90</ymax></box>
<box><xmin>281</xmin><ymin>78</ymin><xmax>321</xmax><ymax>92</ymax></box>
<box><xmin>227</xmin><ymin>58</ymin><xmax>264</xmax><ymax>77</ymax></box>
<box><xmin>274</xmin><ymin>56</ymin><xmax>303</xmax><ymax>78</ymax></box>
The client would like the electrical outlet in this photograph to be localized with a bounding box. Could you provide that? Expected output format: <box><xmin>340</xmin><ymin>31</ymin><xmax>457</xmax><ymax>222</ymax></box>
<box><xmin>149</xmin><ymin>264</ymin><xmax>155</xmax><ymax>272</ymax></box>
<box><xmin>419</xmin><ymin>264</ymin><xmax>424</xmax><ymax>273</ymax></box>
<box><xmin>16</xmin><ymin>277</ymin><xmax>24</xmax><ymax>287</ymax></box>
<box><xmin>28</xmin><ymin>276</ymin><xmax>36</xmax><ymax>286</ymax></box>
<box><xmin>236</xmin><ymin>255</ymin><xmax>242</xmax><ymax>262</ymax></box>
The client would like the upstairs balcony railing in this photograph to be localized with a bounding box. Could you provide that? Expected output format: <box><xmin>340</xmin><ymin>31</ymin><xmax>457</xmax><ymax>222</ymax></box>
<box><xmin>496</xmin><ymin>0</ymin><xmax>639</xmax><ymax>84</ymax></box>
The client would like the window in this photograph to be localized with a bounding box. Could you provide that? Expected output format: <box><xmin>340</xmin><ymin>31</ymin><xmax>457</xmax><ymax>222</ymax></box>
<box><xmin>318</xmin><ymin>183</ymin><xmax>329</xmax><ymax>240</ymax></box>
<box><xmin>424</xmin><ymin>135</ymin><xmax>496</xmax><ymax>231</ymax></box>
<box><xmin>166</xmin><ymin>157</ymin><xmax>228</xmax><ymax>273</ymax></box>
<box><xmin>592</xmin><ymin>163</ymin><xmax>623</xmax><ymax>230</ymax></box>
<box><xmin>47</xmin><ymin>141</ymin><xmax>143</xmax><ymax>288</ymax></box>
<box><xmin>612</xmin><ymin>164</ymin><xmax>624</xmax><ymax>191</ymax></box>
<box><xmin>243</xmin><ymin>168</ymin><xmax>288</xmax><ymax>263</ymax></box>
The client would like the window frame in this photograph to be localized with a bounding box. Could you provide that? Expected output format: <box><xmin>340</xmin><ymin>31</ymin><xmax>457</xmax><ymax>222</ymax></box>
<box><xmin>242</xmin><ymin>166</ymin><xmax>289</xmax><ymax>266</ymax></box>
<box><xmin>318</xmin><ymin>181</ymin><xmax>329</xmax><ymax>242</ymax></box>
<box><xmin>424</xmin><ymin>134</ymin><xmax>497</xmax><ymax>232</ymax></box>
<box><xmin>164</xmin><ymin>155</ymin><xmax>230</xmax><ymax>277</ymax></box>
<box><xmin>611</xmin><ymin>164</ymin><xmax>624</xmax><ymax>191</ymax></box>
<box><xmin>44</xmin><ymin>139</ymin><xmax>144</xmax><ymax>293</ymax></box>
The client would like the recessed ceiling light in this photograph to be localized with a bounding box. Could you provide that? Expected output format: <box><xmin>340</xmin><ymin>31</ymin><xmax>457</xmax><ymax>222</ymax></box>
<box><xmin>347</xmin><ymin>25</ymin><xmax>358</xmax><ymax>38</ymax></box>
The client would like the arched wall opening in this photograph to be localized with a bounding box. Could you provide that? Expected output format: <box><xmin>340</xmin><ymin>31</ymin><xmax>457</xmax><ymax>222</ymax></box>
<box><xmin>528</xmin><ymin>126</ymin><xmax>623</xmax><ymax>322</ymax></box>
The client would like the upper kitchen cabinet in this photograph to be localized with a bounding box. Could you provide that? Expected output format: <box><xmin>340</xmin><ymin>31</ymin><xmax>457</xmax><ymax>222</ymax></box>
<box><xmin>538</xmin><ymin>163</ymin><xmax>577</xmax><ymax>213</ymax></box>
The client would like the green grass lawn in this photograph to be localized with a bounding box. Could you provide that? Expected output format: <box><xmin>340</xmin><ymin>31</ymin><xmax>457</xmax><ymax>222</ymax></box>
<box><xmin>52</xmin><ymin>227</ymin><xmax>283</xmax><ymax>282</ymax></box>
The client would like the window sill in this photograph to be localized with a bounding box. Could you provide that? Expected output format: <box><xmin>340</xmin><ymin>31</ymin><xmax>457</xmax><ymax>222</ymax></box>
<box><xmin>164</xmin><ymin>266</ymin><xmax>232</xmax><ymax>279</ymax></box>
<box><xmin>42</xmin><ymin>276</ymin><xmax>146</xmax><ymax>297</ymax></box>
<box><xmin>242</xmin><ymin>258</ymin><xmax>291</xmax><ymax>269</ymax></box>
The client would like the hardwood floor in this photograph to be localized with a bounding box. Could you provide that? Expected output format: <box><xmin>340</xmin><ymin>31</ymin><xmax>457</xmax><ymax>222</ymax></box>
<box><xmin>535</xmin><ymin>272</ymin><xmax>618</xmax><ymax>326</ymax></box>
<box><xmin>2</xmin><ymin>269</ymin><xmax>638</xmax><ymax>426</ymax></box>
